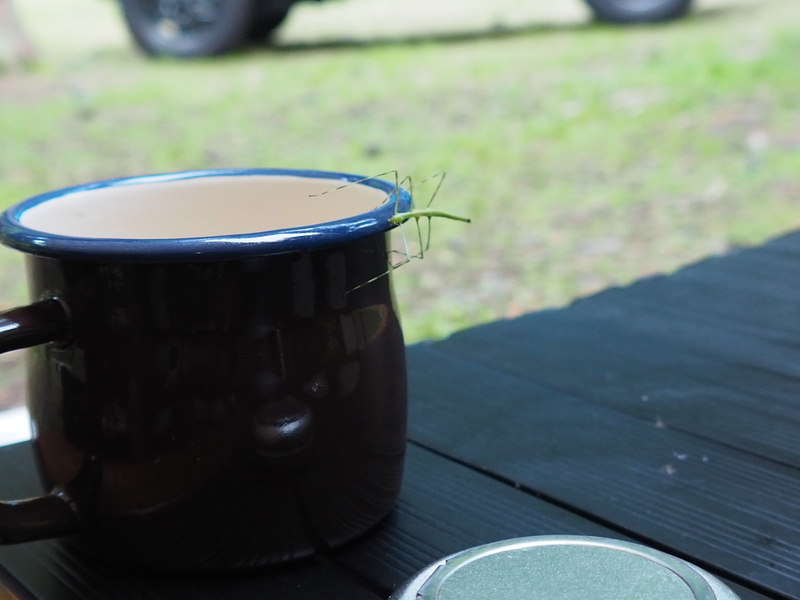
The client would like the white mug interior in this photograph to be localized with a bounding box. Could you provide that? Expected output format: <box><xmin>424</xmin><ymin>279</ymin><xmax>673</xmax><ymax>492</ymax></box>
<box><xmin>19</xmin><ymin>175</ymin><xmax>391</xmax><ymax>240</ymax></box>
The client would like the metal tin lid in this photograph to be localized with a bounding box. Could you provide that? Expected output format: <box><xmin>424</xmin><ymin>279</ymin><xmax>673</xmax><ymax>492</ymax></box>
<box><xmin>389</xmin><ymin>536</ymin><xmax>741</xmax><ymax>600</ymax></box>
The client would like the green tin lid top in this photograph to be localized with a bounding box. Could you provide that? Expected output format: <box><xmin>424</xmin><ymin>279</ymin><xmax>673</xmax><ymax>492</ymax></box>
<box><xmin>390</xmin><ymin>536</ymin><xmax>741</xmax><ymax>600</ymax></box>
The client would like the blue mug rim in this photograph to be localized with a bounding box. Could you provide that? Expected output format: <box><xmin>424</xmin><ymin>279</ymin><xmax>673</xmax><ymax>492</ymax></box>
<box><xmin>0</xmin><ymin>168</ymin><xmax>411</xmax><ymax>262</ymax></box>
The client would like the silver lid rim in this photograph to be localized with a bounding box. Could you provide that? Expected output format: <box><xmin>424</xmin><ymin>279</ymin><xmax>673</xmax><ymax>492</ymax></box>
<box><xmin>389</xmin><ymin>535</ymin><xmax>741</xmax><ymax>600</ymax></box>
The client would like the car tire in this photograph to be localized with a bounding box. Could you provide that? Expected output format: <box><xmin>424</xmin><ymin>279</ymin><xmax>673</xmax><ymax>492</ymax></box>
<box><xmin>120</xmin><ymin>0</ymin><xmax>257</xmax><ymax>57</ymax></box>
<box><xmin>584</xmin><ymin>0</ymin><xmax>693</xmax><ymax>23</ymax></box>
<box><xmin>248</xmin><ymin>1</ymin><xmax>292</xmax><ymax>41</ymax></box>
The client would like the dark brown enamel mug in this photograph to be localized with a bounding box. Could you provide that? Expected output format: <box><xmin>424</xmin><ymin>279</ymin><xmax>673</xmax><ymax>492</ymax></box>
<box><xmin>0</xmin><ymin>169</ymin><xmax>409</xmax><ymax>570</ymax></box>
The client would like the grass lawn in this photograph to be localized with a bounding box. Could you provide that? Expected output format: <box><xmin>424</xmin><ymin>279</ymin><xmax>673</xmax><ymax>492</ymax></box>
<box><xmin>0</xmin><ymin>0</ymin><xmax>799</xmax><ymax>400</ymax></box>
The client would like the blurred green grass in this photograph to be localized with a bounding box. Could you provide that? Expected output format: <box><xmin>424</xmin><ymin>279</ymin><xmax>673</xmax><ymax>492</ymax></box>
<box><xmin>2</xmin><ymin>0</ymin><xmax>800</xmax><ymax>347</ymax></box>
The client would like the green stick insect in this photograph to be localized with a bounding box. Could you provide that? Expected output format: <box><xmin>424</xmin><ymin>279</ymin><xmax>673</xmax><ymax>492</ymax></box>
<box><xmin>313</xmin><ymin>171</ymin><xmax>471</xmax><ymax>291</ymax></box>
<box><xmin>388</xmin><ymin>172</ymin><xmax>471</xmax><ymax>258</ymax></box>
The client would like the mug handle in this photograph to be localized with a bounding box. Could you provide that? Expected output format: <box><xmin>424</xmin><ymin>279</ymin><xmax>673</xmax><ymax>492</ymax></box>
<box><xmin>0</xmin><ymin>299</ymin><xmax>82</xmax><ymax>543</ymax></box>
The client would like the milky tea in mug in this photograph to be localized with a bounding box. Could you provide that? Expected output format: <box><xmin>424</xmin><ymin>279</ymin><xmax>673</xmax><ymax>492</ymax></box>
<box><xmin>0</xmin><ymin>169</ymin><xmax>410</xmax><ymax>570</ymax></box>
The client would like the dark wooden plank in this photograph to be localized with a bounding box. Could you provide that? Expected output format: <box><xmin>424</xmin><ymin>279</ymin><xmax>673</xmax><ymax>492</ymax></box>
<box><xmin>674</xmin><ymin>243</ymin><xmax>800</xmax><ymax>304</ymax></box>
<box><xmin>2</xmin><ymin>233</ymin><xmax>797</xmax><ymax>600</ymax></box>
<box><xmin>405</xmin><ymin>345</ymin><xmax>800</xmax><ymax>600</ymax></box>
<box><xmin>761</xmin><ymin>231</ymin><xmax>800</xmax><ymax>256</ymax></box>
<box><xmin>559</xmin><ymin>293</ymin><xmax>800</xmax><ymax>386</ymax></box>
<box><xmin>336</xmin><ymin>443</ymin><xmax>769</xmax><ymax>600</ymax></box>
<box><xmin>0</xmin><ymin>444</ymin><xmax>380</xmax><ymax>600</ymax></box>
<box><xmin>571</xmin><ymin>270</ymin><xmax>800</xmax><ymax>342</ymax></box>
<box><xmin>335</xmin><ymin>442</ymin><xmax>617</xmax><ymax>594</ymax></box>
<box><xmin>0</xmin><ymin>543</ymin><xmax>379</xmax><ymax>600</ymax></box>
<box><xmin>0</xmin><ymin>442</ymin><xmax>772</xmax><ymax>600</ymax></box>
<box><xmin>490</xmin><ymin>310</ymin><xmax>800</xmax><ymax>465</ymax></box>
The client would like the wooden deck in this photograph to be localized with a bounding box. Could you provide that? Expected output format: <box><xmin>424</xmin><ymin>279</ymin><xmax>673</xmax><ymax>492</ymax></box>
<box><xmin>1</xmin><ymin>232</ymin><xmax>799</xmax><ymax>600</ymax></box>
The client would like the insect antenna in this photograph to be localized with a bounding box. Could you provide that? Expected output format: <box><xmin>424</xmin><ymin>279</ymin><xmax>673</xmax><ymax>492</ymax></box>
<box><xmin>308</xmin><ymin>171</ymin><xmax>469</xmax><ymax>293</ymax></box>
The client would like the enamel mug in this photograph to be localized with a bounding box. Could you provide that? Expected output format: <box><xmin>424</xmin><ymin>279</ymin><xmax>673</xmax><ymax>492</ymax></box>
<box><xmin>0</xmin><ymin>169</ymin><xmax>409</xmax><ymax>570</ymax></box>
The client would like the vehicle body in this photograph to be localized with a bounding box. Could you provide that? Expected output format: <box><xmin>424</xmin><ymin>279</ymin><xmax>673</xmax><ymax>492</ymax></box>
<box><xmin>118</xmin><ymin>0</ymin><xmax>694</xmax><ymax>58</ymax></box>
